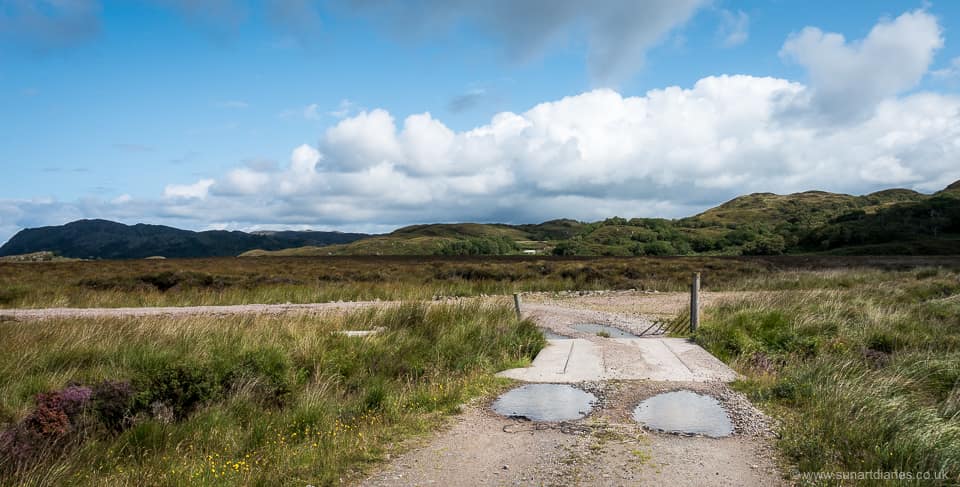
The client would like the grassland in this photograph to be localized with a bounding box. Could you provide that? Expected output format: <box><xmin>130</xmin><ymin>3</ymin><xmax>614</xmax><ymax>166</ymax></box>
<box><xmin>4</xmin><ymin>255</ymin><xmax>960</xmax><ymax>309</ymax></box>
<box><xmin>0</xmin><ymin>302</ymin><xmax>543</xmax><ymax>486</ymax></box>
<box><xmin>2</xmin><ymin>256</ymin><xmax>960</xmax><ymax>484</ymax></box>
<box><xmin>694</xmin><ymin>267</ymin><xmax>960</xmax><ymax>483</ymax></box>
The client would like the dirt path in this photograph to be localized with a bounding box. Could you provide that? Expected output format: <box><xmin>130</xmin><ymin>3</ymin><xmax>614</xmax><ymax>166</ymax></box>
<box><xmin>522</xmin><ymin>289</ymin><xmax>768</xmax><ymax>321</ymax></box>
<box><xmin>0</xmin><ymin>301</ymin><xmax>388</xmax><ymax>320</ymax></box>
<box><xmin>0</xmin><ymin>290</ymin><xmax>757</xmax><ymax>321</ymax></box>
<box><xmin>363</xmin><ymin>381</ymin><xmax>783</xmax><ymax>487</ymax></box>
<box><xmin>363</xmin><ymin>292</ymin><xmax>787</xmax><ymax>486</ymax></box>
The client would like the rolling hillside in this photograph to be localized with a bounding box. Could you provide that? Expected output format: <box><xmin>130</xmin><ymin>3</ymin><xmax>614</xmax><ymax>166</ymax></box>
<box><xmin>245</xmin><ymin>181</ymin><xmax>960</xmax><ymax>257</ymax></box>
<box><xmin>4</xmin><ymin>181</ymin><xmax>958</xmax><ymax>259</ymax></box>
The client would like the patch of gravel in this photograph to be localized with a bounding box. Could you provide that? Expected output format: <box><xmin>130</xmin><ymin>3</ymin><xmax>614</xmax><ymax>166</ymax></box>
<box><xmin>524</xmin><ymin>289</ymin><xmax>767</xmax><ymax>321</ymax></box>
<box><xmin>0</xmin><ymin>301</ymin><xmax>390</xmax><ymax>320</ymax></box>
<box><xmin>521</xmin><ymin>303</ymin><xmax>658</xmax><ymax>338</ymax></box>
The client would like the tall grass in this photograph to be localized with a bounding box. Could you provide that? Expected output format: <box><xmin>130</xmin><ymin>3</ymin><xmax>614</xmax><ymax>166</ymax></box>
<box><xmin>0</xmin><ymin>303</ymin><xmax>544</xmax><ymax>486</ymax></box>
<box><xmin>694</xmin><ymin>269</ymin><xmax>960</xmax><ymax>484</ymax></box>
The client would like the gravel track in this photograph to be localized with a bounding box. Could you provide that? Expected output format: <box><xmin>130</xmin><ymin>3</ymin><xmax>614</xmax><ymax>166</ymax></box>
<box><xmin>0</xmin><ymin>301</ymin><xmax>388</xmax><ymax>320</ymax></box>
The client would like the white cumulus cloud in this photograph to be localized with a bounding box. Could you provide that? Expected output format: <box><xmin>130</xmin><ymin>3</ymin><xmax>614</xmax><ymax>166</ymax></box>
<box><xmin>780</xmin><ymin>9</ymin><xmax>943</xmax><ymax>120</ymax></box>
<box><xmin>163</xmin><ymin>179</ymin><xmax>215</xmax><ymax>200</ymax></box>
<box><xmin>153</xmin><ymin>72</ymin><xmax>959</xmax><ymax>234</ymax></box>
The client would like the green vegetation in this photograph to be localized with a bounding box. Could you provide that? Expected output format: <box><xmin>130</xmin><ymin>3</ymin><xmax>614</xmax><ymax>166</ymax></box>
<box><xmin>245</xmin><ymin>181</ymin><xmax>960</xmax><ymax>258</ymax></box>
<box><xmin>0</xmin><ymin>303</ymin><xmax>544</xmax><ymax>485</ymax></box>
<box><xmin>694</xmin><ymin>268</ymin><xmax>960</xmax><ymax>483</ymax></box>
<box><xmin>4</xmin><ymin>182</ymin><xmax>958</xmax><ymax>260</ymax></box>
<box><xmin>3</xmin><ymin>257</ymin><xmax>960</xmax><ymax>483</ymax></box>
<box><xmin>241</xmin><ymin>223</ymin><xmax>529</xmax><ymax>257</ymax></box>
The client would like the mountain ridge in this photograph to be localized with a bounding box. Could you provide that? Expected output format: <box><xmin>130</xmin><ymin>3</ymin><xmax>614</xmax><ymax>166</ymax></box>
<box><xmin>0</xmin><ymin>219</ymin><xmax>370</xmax><ymax>259</ymax></box>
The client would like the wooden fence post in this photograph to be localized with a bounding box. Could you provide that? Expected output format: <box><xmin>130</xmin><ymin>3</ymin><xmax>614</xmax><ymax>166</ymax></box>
<box><xmin>513</xmin><ymin>293</ymin><xmax>522</xmax><ymax>320</ymax></box>
<box><xmin>690</xmin><ymin>272</ymin><xmax>701</xmax><ymax>333</ymax></box>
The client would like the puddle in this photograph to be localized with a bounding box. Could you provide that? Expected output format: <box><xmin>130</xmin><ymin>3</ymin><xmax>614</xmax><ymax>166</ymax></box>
<box><xmin>632</xmin><ymin>390</ymin><xmax>733</xmax><ymax>437</ymax></box>
<box><xmin>492</xmin><ymin>384</ymin><xmax>596</xmax><ymax>422</ymax></box>
<box><xmin>541</xmin><ymin>329</ymin><xmax>571</xmax><ymax>340</ymax></box>
<box><xmin>570</xmin><ymin>323</ymin><xmax>638</xmax><ymax>338</ymax></box>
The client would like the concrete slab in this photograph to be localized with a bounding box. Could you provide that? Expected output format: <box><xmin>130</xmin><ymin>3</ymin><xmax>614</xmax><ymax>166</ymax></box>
<box><xmin>497</xmin><ymin>337</ymin><xmax>737</xmax><ymax>383</ymax></box>
<box><xmin>498</xmin><ymin>339</ymin><xmax>604</xmax><ymax>382</ymax></box>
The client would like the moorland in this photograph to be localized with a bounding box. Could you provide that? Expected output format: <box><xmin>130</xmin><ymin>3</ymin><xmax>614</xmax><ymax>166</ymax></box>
<box><xmin>1</xmin><ymin>255</ymin><xmax>959</xmax><ymax>484</ymax></box>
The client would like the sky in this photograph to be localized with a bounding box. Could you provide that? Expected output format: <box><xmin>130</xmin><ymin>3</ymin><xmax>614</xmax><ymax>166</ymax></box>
<box><xmin>1</xmin><ymin>0</ymin><xmax>959</xmax><ymax>244</ymax></box>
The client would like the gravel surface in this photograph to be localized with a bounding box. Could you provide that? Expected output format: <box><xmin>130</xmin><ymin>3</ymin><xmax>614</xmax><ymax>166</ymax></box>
<box><xmin>362</xmin><ymin>380</ymin><xmax>784</xmax><ymax>487</ymax></box>
<box><xmin>0</xmin><ymin>301</ymin><xmax>388</xmax><ymax>320</ymax></box>
<box><xmin>524</xmin><ymin>289</ymin><xmax>767</xmax><ymax>320</ymax></box>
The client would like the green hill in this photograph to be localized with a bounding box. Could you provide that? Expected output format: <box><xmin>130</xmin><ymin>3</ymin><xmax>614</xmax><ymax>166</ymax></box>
<box><xmin>390</xmin><ymin>223</ymin><xmax>530</xmax><ymax>240</ymax></box>
<box><xmin>7</xmin><ymin>181</ymin><xmax>959</xmax><ymax>259</ymax></box>
<box><xmin>243</xmin><ymin>181</ymin><xmax>959</xmax><ymax>258</ymax></box>
<box><xmin>689</xmin><ymin>191</ymin><xmax>865</xmax><ymax>227</ymax></box>
<box><xmin>800</xmin><ymin>191</ymin><xmax>960</xmax><ymax>251</ymax></box>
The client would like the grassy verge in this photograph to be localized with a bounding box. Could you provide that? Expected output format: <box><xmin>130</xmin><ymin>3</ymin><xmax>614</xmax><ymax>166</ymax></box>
<box><xmin>0</xmin><ymin>303</ymin><xmax>544</xmax><ymax>486</ymax></box>
<box><xmin>693</xmin><ymin>268</ymin><xmax>960</xmax><ymax>484</ymax></box>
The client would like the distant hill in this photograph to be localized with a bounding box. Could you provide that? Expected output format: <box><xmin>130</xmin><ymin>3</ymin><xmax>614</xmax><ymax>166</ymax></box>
<box><xmin>4</xmin><ymin>181</ymin><xmax>959</xmax><ymax>259</ymax></box>
<box><xmin>243</xmin><ymin>223</ymin><xmax>533</xmax><ymax>257</ymax></box>
<box><xmin>943</xmin><ymin>180</ymin><xmax>960</xmax><ymax>193</ymax></box>
<box><xmin>0</xmin><ymin>220</ymin><xmax>370</xmax><ymax>259</ymax></box>
<box><xmin>240</xmin><ymin>220</ymin><xmax>595</xmax><ymax>257</ymax></box>
<box><xmin>245</xmin><ymin>181</ymin><xmax>960</xmax><ymax>257</ymax></box>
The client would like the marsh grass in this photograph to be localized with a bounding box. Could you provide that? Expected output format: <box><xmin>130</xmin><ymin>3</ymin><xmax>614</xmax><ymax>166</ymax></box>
<box><xmin>694</xmin><ymin>269</ymin><xmax>960</xmax><ymax>484</ymax></box>
<box><xmin>0</xmin><ymin>302</ymin><xmax>544</xmax><ymax>486</ymax></box>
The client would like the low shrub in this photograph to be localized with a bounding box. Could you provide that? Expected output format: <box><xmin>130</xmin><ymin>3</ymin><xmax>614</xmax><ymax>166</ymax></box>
<box><xmin>91</xmin><ymin>380</ymin><xmax>134</xmax><ymax>432</ymax></box>
<box><xmin>0</xmin><ymin>385</ymin><xmax>92</xmax><ymax>473</ymax></box>
<box><xmin>137</xmin><ymin>364</ymin><xmax>220</xmax><ymax>420</ymax></box>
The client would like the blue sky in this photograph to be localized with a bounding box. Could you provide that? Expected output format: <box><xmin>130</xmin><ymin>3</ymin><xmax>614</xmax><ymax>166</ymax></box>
<box><xmin>2</xmin><ymin>0</ymin><xmax>960</xmax><ymax>243</ymax></box>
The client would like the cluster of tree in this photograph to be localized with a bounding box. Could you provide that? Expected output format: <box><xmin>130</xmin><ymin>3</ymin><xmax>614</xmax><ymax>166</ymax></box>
<box><xmin>551</xmin><ymin>218</ymin><xmax>791</xmax><ymax>256</ymax></box>
<box><xmin>799</xmin><ymin>196</ymin><xmax>960</xmax><ymax>251</ymax></box>
<box><xmin>549</xmin><ymin>194</ymin><xmax>958</xmax><ymax>256</ymax></box>
<box><xmin>436</xmin><ymin>236</ymin><xmax>519</xmax><ymax>256</ymax></box>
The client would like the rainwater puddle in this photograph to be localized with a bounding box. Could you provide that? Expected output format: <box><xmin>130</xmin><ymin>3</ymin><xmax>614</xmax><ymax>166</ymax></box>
<box><xmin>570</xmin><ymin>323</ymin><xmax>638</xmax><ymax>338</ymax></box>
<box><xmin>632</xmin><ymin>390</ymin><xmax>733</xmax><ymax>437</ymax></box>
<box><xmin>492</xmin><ymin>384</ymin><xmax>596</xmax><ymax>422</ymax></box>
<box><xmin>541</xmin><ymin>329</ymin><xmax>571</xmax><ymax>340</ymax></box>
